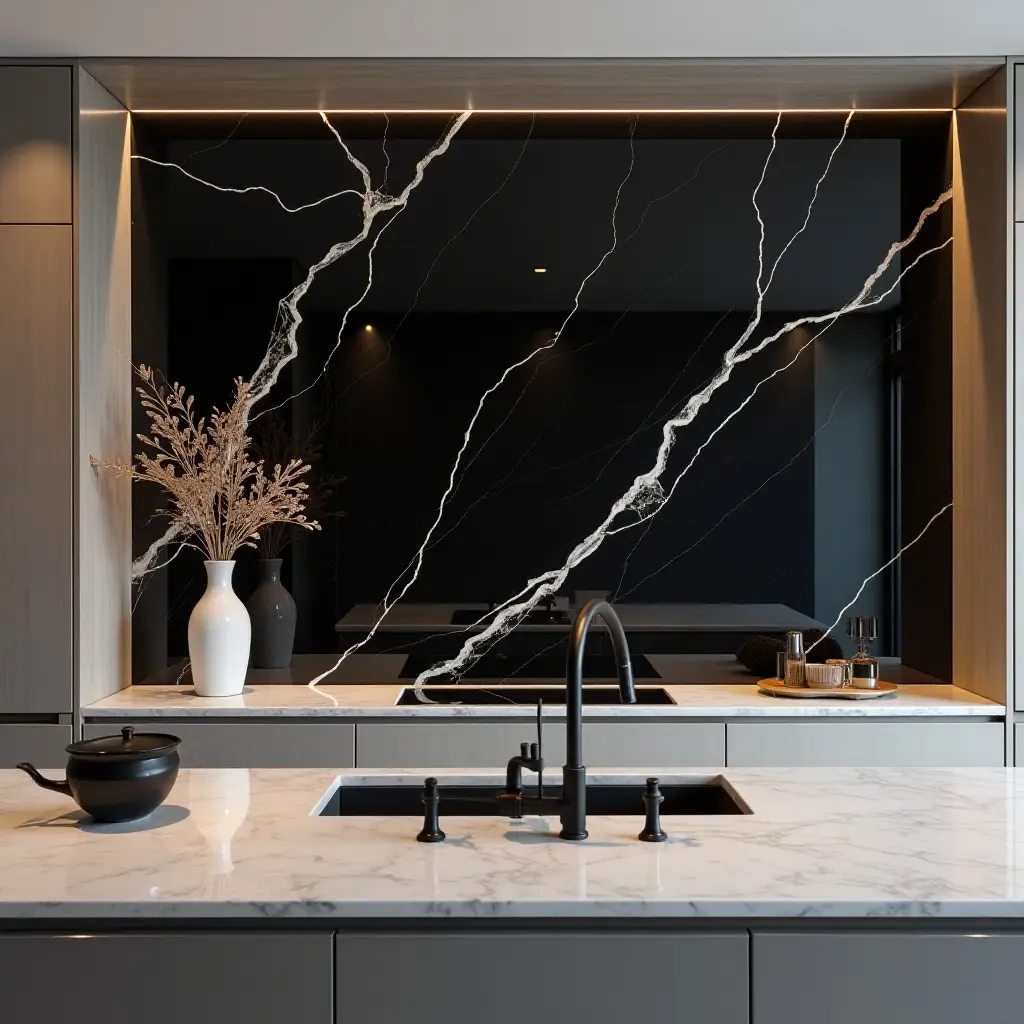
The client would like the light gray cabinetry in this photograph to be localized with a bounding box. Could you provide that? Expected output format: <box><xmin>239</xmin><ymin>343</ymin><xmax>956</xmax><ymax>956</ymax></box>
<box><xmin>752</xmin><ymin>931</ymin><xmax>1024</xmax><ymax>1024</ymax></box>
<box><xmin>0</xmin><ymin>724</ymin><xmax>71</xmax><ymax>767</ymax></box>
<box><xmin>1017</xmin><ymin>225</ymin><xmax>1024</xmax><ymax>712</ymax></box>
<box><xmin>1016</xmin><ymin>63</ymin><xmax>1023</xmax><ymax>221</ymax></box>
<box><xmin>0</xmin><ymin>932</ymin><xmax>333</xmax><ymax>1024</ymax></box>
<box><xmin>0</xmin><ymin>224</ymin><xmax>73</xmax><ymax>715</ymax></box>
<box><xmin>335</xmin><ymin>931</ymin><xmax>748</xmax><ymax>1024</ymax></box>
<box><xmin>83</xmin><ymin>721</ymin><xmax>354</xmax><ymax>768</ymax></box>
<box><xmin>355</xmin><ymin>721</ymin><xmax>725</xmax><ymax>768</ymax></box>
<box><xmin>726</xmin><ymin>721</ymin><xmax>1004</xmax><ymax>767</ymax></box>
<box><xmin>0</xmin><ymin>67</ymin><xmax>71</xmax><ymax>224</ymax></box>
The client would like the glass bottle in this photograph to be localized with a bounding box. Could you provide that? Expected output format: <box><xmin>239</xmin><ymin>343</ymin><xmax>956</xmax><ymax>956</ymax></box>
<box><xmin>783</xmin><ymin>630</ymin><xmax>806</xmax><ymax>688</ymax></box>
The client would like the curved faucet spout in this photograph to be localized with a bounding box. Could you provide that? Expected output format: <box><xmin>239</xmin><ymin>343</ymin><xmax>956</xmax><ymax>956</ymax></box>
<box><xmin>566</xmin><ymin>599</ymin><xmax>636</xmax><ymax>771</ymax></box>
<box><xmin>560</xmin><ymin>599</ymin><xmax>636</xmax><ymax>840</ymax></box>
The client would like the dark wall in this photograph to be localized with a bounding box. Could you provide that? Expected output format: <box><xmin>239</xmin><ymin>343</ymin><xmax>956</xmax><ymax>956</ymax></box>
<box><xmin>287</xmin><ymin>308</ymin><xmax>828</xmax><ymax>649</ymax></box>
<box><xmin>899</xmin><ymin>127</ymin><xmax>953</xmax><ymax>680</ymax></box>
<box><xmin>132</xmin><ymin>119</ymin><xmax>941</xmax><ymax>664</ymax></box>
<box><xmin>164</xmin><ymin>258</ymin><xmax>300</xmax><ymax>658</ymax></box>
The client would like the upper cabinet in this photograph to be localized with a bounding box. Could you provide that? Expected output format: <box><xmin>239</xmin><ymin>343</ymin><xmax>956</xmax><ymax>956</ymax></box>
<box><xmin>0</xmin><ymin>66</ymin><xmax>71</xmax><ymax>224</ymax></box>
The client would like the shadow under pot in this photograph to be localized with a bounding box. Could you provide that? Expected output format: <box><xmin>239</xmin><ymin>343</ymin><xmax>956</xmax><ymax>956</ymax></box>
<box><xmin>17</xmin><ymin>726</ymin><xmax>181</xmax><ymax>823</ymax></box>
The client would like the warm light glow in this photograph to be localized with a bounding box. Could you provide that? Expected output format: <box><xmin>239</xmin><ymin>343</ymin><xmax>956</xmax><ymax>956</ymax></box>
<box><xmin>533</xmin><ymin>267</ymin><xmax>547</xmax><ymax>274</ymax></box>
<box><xmin>130</xmin><ymin>107</ymin><xmax>953</xmax><ymax>115</ymax></box>
<box><xmin>363</xmin><ymin>324</ymin><xmax>374</xmax><ymax>332</ymax></box>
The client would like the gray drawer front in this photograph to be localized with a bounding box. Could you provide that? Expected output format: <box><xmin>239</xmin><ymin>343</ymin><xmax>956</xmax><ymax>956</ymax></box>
<box><xmin>337</xmin><ymin>931</ymin><xmax>748</xmax><ymax>1024</ymax></box>
<box><xmin>727</xmin><ymin>721</ymin><xmax>1004</xmax><ymax>767</ymax></box>
<box><xmin>83</xmin><ymin>721</ymin><xmax>353</xmax><ymax>768</ymax></box>
<box><xmin>753</xmin><ymin>931</ymin><xmax>1023</xmax><ymax>1024</ymax></box>
<box><xmin>355</xmin><ymin>721</ymin><xmax>724</xmax><ymax>768</ymax></box>
<box><xmin>0</xmin><ymin>725</ymin><xmax>71</xmax><ymax>768</ymax></box>
<box><xmin>0</xmin><ymin>933</ymin><xmax>332</xmax><ymax>1024</ymax></box>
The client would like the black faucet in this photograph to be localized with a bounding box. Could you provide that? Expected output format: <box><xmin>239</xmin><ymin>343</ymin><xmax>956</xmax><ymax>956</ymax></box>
<box><xmin>416</xmin><ymin>599</ymin><xmax>637</xmax><ymax>843</ymax></box>
<box><xmin>502</xmin><ymin>598</ymin><xmax>636</xmax><ymax>840</ymax></box>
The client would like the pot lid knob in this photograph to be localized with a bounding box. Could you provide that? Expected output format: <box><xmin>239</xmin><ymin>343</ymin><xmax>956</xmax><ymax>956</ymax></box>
<box><xmin>121</xmin><ymin>726</ymin><xmax>135</xmax><ymax>744</ymax></box>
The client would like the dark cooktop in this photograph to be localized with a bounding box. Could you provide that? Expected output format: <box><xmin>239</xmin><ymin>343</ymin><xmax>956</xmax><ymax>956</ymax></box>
<box><xmin>450</xmin><ymin>608</ymin><xmax>572</xmax><ymax>627</ymax></box>
<box><xmin>399</xmin><ymin>653</ymin><xmax>661</xmax><ymax>682</ymax></box>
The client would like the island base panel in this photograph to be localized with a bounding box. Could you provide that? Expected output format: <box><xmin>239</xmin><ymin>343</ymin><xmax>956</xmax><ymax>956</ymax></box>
<box><xmin>0</xmin><ymin>932</ymin><xmax>334</xmax><ymax>1023</ymax></box>
<box><xmin>335</xmin><ymin>931</ymin><xmax>748</xmax><ymax>1024</ymax></box>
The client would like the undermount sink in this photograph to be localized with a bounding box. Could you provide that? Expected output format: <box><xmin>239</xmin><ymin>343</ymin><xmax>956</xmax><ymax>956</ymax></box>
<box><xmin>395</xmin><ymin>686</ymin><xmax>676</xmax><ymax>706</ymax></box>
<box><xmin>320</xmin><ymin>778</ymin><xmax>749</xmax><ymax>817</ymax></box>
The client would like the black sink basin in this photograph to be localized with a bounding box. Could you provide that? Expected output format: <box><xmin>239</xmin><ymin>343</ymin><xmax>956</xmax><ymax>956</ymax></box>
<box><xmin>396</xmin><ymin>687</ymin><xmax>675</xmax><ymax>706</ymax></box>
<box><xmin>321</xmin><ymin>780</ymin><xmax>748</xmax><ymax>817</ymax></box>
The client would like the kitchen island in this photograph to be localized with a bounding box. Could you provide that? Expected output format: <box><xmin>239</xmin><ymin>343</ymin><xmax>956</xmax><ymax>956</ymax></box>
<box><xmin>1</xmin><ymin>766</ymin><xmax>1024</xmax><ymax>1023</ymax></box>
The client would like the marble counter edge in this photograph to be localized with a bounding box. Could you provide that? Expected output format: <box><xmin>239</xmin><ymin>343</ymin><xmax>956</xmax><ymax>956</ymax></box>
<box><xmin>0</xmin><ymin>898</ymin><xmax>1020</xmax><ymax>920</ymax></box>
<box><xmin>81</xmin><ymin>684</ymin><xmax>1005</xmax><ymax>719</ymax></box>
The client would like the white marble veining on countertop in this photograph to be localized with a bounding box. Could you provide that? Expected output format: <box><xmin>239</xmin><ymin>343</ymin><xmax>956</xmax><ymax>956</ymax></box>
<box><xmin>82</xmin><ymin>682</ymin><xmax>1003</xmax><ymax>718</ymax></box>
<box><xmin>1</xmin><ymin>766</ymin><xmax>1024</xmax><ymax>920</ymax></box>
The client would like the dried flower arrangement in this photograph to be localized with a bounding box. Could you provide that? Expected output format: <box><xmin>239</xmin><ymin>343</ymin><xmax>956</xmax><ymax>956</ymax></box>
<box><xmin>96</xmin><ymin>365</ymin><xmax>321</xmax><ymax>561</ymax></box>
<box><xmin>250</xmin><ymin>412</ymin><xmax>345</xmax><ymax>560</ymax></box>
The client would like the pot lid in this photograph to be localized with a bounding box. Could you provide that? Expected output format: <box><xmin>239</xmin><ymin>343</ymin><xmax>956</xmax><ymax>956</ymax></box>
<box><xmin>66</xmin><ymin>726</ymin><xmax>181</xmax><ymax>758</ymax></box>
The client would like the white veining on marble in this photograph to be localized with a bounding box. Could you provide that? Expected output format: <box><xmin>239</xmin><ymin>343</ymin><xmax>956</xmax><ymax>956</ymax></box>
<box><xmin>414</xmin><ymin>113</ymin><xmax>953</xmax><ymax>685</ymax></box>
<box><xmin>130</xmin><ymin>112</ymin><xmax>471</xmax><ymax>580</ymax></box>
<box><xmin>1</xmin><ymin>767</ymin><xmax>1023</xmax><ymax>920</ymax></box>
<box><xmin>81</xmin><ymin>683</ymin><xmax>1002</xmax><ymax>719</ymax></box>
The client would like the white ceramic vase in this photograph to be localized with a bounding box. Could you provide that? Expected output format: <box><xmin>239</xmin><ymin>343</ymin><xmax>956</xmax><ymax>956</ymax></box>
<box><xmin>188</xmin><ymin>560</ymin><xmax>250</xmax><ymax>697</ymax></box>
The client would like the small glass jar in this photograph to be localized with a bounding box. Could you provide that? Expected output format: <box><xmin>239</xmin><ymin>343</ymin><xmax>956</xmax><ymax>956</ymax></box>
<box><xmin>783</xmin><ymin>631</ymin><xmax>806</xmax><ymax>688</ymax></box>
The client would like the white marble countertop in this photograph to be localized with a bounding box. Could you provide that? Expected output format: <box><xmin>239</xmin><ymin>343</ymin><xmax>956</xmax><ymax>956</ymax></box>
<box><xmin>83</xmin><ymin>682</ymin><xmax>1003</xmax><ymax>719</ymax></box>
<box><xmin>335</xmin><ymin>601</ymin><xmax>825</xmax><ymax>632</ymax></box>
<box><xmin>3</xmin><ymin>766</ymin><xmax>1024</xmax><ymax>920</ymax></box>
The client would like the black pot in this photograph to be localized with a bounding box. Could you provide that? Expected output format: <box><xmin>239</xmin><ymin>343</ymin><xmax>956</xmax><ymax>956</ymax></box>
<box><xmin>17</xmin><ymin>726</ymin><xmax>181</xmax><ymax>823</ymax></box>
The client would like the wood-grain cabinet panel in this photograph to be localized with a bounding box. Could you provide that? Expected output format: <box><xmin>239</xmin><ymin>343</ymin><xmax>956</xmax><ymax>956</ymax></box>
<box><xmin>0</xmin><ymin>225</ymin><xmax>73</xmax><ymax>715</ymax></box>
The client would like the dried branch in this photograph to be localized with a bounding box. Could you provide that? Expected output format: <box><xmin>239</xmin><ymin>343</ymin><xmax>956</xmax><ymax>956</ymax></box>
<box><xmin>95</xmin><ymin>365</ymin><xmax>321</xmax><ymax>562</ymax></box>
<box><xmin>251</xmin><ymin>412</ymin><xmax>345</xmax><ymax>559</ymax></box>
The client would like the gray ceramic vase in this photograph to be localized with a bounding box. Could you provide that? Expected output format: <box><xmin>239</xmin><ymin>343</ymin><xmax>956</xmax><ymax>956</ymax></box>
<box><xmin>246</xmin><ymin>559</ymin><xmax>297</xmax><ymax>669</ymax></box>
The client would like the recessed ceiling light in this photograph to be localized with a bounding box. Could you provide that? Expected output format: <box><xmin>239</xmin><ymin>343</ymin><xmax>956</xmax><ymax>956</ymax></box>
<box><xmin>533</xmin><ymin>267</ymin><xmax>547</xmax><ymax>274</ymax></box>
<box><xmin>364</xmin><ymin>324</ymin><xmax>374</xmax><ymax>331</ymax></box>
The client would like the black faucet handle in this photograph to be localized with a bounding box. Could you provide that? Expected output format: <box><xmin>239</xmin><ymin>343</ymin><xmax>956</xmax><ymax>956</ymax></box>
<box><xmin>638</xmin><ymin>777</ymin><xmax>667</xmax><ymax>843</ymax></box>
<box><xmin>416</xmin><ymin>777</ymin><xmax>446</xmax><ymax>844</ymax></box>
<box><xmin>520</xmin><ymin>742</ymin><xmax>530</xmax><ymax>758</ymax></box>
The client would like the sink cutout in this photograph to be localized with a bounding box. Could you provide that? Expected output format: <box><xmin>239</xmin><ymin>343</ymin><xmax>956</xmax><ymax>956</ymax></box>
<box><xmin>395</xmin><ymin>686</ymin><xmax>675</xmax><ymax>706</ymax></box>
<box><xmin>319</xmin><ymin>777</ymin><xmax>749</xmax><ymax>817</ymax></box>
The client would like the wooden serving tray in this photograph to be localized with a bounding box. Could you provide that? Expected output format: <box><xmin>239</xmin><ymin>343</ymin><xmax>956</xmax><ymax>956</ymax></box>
<box><xmin>757</xmin><ymin>679</ymin><xmax>898</xmax><ymax>700</ymax></box>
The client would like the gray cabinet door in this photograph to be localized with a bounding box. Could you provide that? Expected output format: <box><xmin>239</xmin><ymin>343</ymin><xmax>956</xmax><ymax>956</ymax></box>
<box><xmin>0</xmin><ymin>225</ymin><xmax>73</xmax><ymax>714</ymax></box>
<box><xmin>0</xmin><ymin>724</ymin><xmax>71</xmax><ymax>768</ymax></box>
<box><xmin>356</xmin><ymin>721</ymin><xmax>725</xmax><ymax>768</ymax></box>
<box><xmin>336</xmin><ymin>931</ymin><xmax>748</xmax><ymax>1024</ymax></box>
<box><xmin>1016</xmin><ymin>63</ymin><xmax>1023</xmax><ymax>221</ymax></box>
<box><xmin>0</xmin><ymin>932</ymin><xmax>333</xmax><ymax>1024</ymax></box>
<box><xmin>752</xmin><ymin>931</ymin><xmax>1023</xmax><ymax>1024</ymax></box>
<box><xmin>727</xmin><ymin>721</ymin><xmax>1004</xmax><ymax>767</ymax></box>
<box><xmin>83</xmin><ymin>720</ymin><xmax>355</xmax><ymax>768</ymax></box>
<box><xmin>0</xmin><ymin>66</ymin><xmax>72</xmax><ymax>223</ymax></box>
